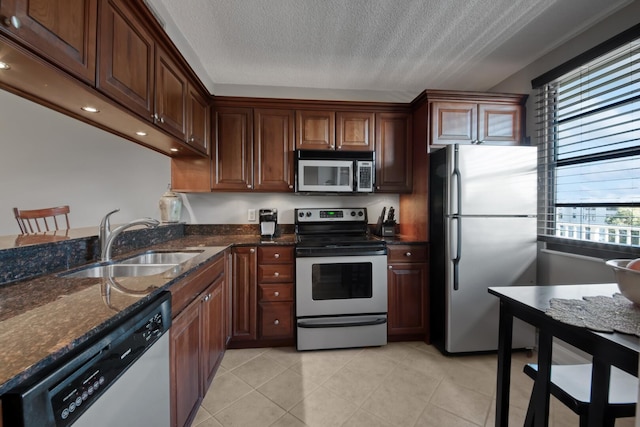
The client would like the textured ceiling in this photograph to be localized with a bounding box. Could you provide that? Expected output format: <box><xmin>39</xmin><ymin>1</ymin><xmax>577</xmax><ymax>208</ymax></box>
<box><xmin>145</xmin><ymin>0</ymin><xmax>632</xmax><ymax>101</ymax></box>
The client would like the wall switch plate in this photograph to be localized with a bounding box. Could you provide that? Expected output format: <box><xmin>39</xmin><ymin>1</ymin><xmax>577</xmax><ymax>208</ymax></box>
<box><xmin>248</xmin><ymin>208</ymin><xmax>256</xmax><ymax>221</ymax></box>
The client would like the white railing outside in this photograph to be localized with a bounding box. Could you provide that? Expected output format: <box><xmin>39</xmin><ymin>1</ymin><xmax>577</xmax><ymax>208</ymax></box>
<box><xmin>555</xmin><ymin>222</ymin><xmax>640</xmax><ymax>246</ymax></box>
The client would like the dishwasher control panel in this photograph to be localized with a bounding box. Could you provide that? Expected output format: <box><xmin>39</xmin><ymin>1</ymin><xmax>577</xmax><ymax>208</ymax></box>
<box><xmin>2</xmin><ymin>291</ymin><xmax>171</xmax><ymax>427</ymax></box>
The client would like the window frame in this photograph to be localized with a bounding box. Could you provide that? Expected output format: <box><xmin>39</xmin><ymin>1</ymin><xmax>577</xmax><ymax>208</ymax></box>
<box><xmin>533</xmin><ymin>23</ymin><xmax>640</xmax><ymax>259</ymax></box>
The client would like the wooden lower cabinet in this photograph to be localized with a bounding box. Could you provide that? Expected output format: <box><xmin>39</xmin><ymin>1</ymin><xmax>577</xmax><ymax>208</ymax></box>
<box><xmin>229</xmin><ymin>245</ymin><xmax>294</xmax><ymax>348</ymax></box>
<box><xmin>230</xmin><ymin>246</ymin><xmax>258</xmax><ymax>342</ymax></box>
<box><xmin>387</xmin><ymin>244</ymin><xmax>429</xmax><ymax>341</ymax></box>
<box><xmin>170</xmin><ymin>256</ymin><xmax>226</xmax><ymax>427</ymax></box>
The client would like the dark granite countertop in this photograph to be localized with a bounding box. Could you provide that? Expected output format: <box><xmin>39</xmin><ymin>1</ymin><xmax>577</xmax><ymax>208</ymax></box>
<box><xmin>0</xmin><ymin>229</ymin><xmax>419</xmax><ymax>395</ymax></box>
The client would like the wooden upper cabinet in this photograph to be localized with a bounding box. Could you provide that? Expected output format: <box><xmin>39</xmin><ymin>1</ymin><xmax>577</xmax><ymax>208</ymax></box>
<box><xmin>187</xmin><ymin>84</ymin><xmax>210</xmax><ymax>155</ymax></box>
<box><xmin>0</xmin><ymin>0</ymin><xmax>97</xmax><ymax>83</ymax></box>
<box><xmin>478</xmin><ymin>103</ymin><xmax>522</xmax><ymax>145</ymax></box>
<box><xmin>155</xmin><ymin>46</ymin><xmax>187</xmax><ymax>140</ymax></box>
<box><xmin>254</xmin><ymin>108</ymin><xmax>295</xmax><ymax>191</ymax></box>
<box><xmin>431</xmin><ymin>102</ymin><xmax>477</xmax><ymax>145</ymax></box>
<box><xmin>213</xmin><ymin>107</ymin><xmax>253</xmax><ymax>190</ymax></box>
<box><xmin>336</xmin><ymin>111</ymin><xmax>374</xmax><ymax>151</ymax></box>
<box><xmin>98</xmin><ymin>0</ymin><xmax>154</xmax><ymax>120</ymax></box>
<box><xmin>375</xmin><ymin>112</ymin><xmax>412</xmax><ymax>193</ymax></box>
<box><xmin>428</xmin><ymin>92</ymin><xmax>525</xmax><ymax>147</ymax></box>
<box><xmin>296</xmin><ymin>110</ymin><xmax>335</xmax><ymax>150</ymax></box>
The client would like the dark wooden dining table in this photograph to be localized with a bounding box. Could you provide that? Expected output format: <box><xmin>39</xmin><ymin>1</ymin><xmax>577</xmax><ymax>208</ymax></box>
<box><xmin>489</xmin><ymin>283</ymin><xmax>640</xmax><ymax>427</ymax></box>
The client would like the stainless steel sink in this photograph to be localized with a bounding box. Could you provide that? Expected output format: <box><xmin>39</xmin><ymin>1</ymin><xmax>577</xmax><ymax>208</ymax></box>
<box><xmin>62</xmin><ymin>263</ymin><xmax>179</xmax><ymax>278</ymax></box>
<box><xmin>121</xmin><ymin>250</ymin><xmax>203</xmax><ymax>265</ymax></box>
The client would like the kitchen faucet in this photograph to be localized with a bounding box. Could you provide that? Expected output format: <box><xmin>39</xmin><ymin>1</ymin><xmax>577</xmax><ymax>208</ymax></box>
<box><xmin>99</xmin><ymin>209</ymin><xmax>160</xmax><ymax>262</ymax></box>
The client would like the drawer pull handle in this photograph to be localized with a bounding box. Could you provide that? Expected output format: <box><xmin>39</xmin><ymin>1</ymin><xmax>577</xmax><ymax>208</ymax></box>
<box><xmin>405</xmin><ymin>252</ymin><xmax>412</xmax><ymax>257</ymax></box>
<box><xmin>274</xmin><ymin>291</ymin><xmax>280</xmax><ymax>297</ymax></box>
<box><xmin>274</xmin><ymin>272</ymin><xmax>280</xmax><ymax>277</ymax></box>
<box><xmin>274</xmin><ymin>319</ymin><xmax>280</xmax><ymax>325</ymax></box>
<box><xmin>274</xmin><ymin>253</ymin><xmax>280</xmax><ymax>259</ymax></box>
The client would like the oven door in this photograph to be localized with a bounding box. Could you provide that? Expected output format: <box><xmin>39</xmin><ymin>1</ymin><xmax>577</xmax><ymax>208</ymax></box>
<box><xmin>295</xmin><ymin>254</ymin><xmax>387</xmax><ymax>317</ymax></box>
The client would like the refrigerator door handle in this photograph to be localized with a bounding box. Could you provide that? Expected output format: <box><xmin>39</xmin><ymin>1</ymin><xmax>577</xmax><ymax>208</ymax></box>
<box><xmin>451</xmin><ymin>216</ymin><xmax>462</xmax><ymax>290</ymax></box>
<box><xmin>452</xmin><ymin>144</ymin><xmax>462</xmax><ymax>216</ymax></box>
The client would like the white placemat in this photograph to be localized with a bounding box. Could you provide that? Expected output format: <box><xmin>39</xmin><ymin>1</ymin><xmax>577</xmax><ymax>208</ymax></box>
<box><xmin>546</xmin><ymin>293</ymin><xmax>640</xmax><ymax>336</ymax></box>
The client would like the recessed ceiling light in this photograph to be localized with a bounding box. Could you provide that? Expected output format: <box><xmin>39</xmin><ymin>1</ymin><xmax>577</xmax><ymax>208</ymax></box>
<box><xmin>81</xmin><ymin>106</ymin><xmax>99</xmax><ymax>113</ymax></box>
<box><xmin>0</xmin><ymin>62</ymin><xmax>10</xmax><ymax>70</ymax></box>
<box><xmin>170</xmin><ymin>148</ymin><xmax>179</xmax><ymax>152</ymax></box>
<box><xmin>136</xmin><ymin>131</ymin><xmax>148</xmax><ymax>136</ymax></box>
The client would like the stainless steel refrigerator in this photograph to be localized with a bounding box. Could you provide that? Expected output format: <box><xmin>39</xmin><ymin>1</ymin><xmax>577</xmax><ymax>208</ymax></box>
<box><xmin>429</xmin><ymin>144</ymin><xmax>537</xmax><ymax>354</ymax></box>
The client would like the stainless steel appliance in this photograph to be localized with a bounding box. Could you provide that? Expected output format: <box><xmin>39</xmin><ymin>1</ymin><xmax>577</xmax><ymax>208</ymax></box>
<box><xmin>295</xmin><ymin>207</ymin><xmax>387</xmax><ymax>351</ymax></box>
<box><xmin>3</xmin><ymin>292</ymin><xmax>172</xmax><ymax>427</ymax></box>
<box><xmin>259</xmin><ymin>208</ymin><xmax>278</xmax><ymax>238</ymax></box>
<box><xmin>429</xmin><ymin>144</ymin><xmax>537</xmax><ymax>354</ymax></box>
<box><xmin>295</xmin><ymin>150</ymin><xmax>374</xmax><ymax>193</ymax></box>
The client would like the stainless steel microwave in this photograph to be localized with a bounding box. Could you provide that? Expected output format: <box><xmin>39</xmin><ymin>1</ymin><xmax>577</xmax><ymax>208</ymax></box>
<box><xmin>295</xmin><ymin>150</ymin><xmax>375</xmax><ymax>193</ymax></box>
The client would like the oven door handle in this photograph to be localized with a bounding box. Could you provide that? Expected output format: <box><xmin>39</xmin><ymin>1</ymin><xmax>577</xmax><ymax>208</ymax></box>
<box><xmin>297</xmin><ymin>317</ymin><xmax>387</xmax><ymax>328</ymax></box>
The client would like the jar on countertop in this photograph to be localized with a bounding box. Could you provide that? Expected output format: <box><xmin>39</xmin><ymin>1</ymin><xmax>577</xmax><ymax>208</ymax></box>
<box><xmin>159</xmin><ymin>186</ymin><xmax>182</xmax><ymax>223</ymax></box>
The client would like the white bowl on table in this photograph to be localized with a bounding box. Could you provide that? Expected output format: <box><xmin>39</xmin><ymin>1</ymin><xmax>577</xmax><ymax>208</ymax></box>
<box><xmin>606</xmin><ymin>259</ymin><xmax>640</xmax><ymax>305</ymax></box>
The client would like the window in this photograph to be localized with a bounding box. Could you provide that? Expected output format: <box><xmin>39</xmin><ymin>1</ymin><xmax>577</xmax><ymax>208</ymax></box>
<box><xmin>536</xmin><ymin>31</ymin><xmax>640</xmax><ymax>249</ymax></box>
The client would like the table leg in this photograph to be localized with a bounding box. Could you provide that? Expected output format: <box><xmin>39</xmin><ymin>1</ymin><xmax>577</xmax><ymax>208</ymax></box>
<box><xmin>587</xmin><ymin>357</ymin><xmax>610</xmax><ymax>427</ymax></box>
<box><xmin>496</xmin><ymin>301</ymin><xmax>513</xmax><ymax>427</ymax></box>
<box><xmin>532</xmin><ymin>329</ymin><xmax>552</xmax><ymax>427</ymax></box>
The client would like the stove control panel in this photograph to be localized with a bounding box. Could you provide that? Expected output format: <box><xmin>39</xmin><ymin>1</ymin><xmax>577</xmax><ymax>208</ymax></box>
<box><xmin>295</xmin><ymin>208</ymin><xmax>367</xmax><ymax>223</ymax></box>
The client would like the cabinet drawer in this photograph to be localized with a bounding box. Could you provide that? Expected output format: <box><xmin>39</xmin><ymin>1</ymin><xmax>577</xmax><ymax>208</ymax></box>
<box><xmin>259</xmin><ymin>283</ymin><xmax>293</xmax><ymax>302</ymax></box>
<box><xmin>259</xmin><ymin>302</ymin><xmax>294</xmax><ymax>338</ymax></box>
<box><xmin>258</xmin><ymin>264</ymin><xmax>294</xmax><ymax>283</ymax></box>
<box><xmin>387</xmin><ymin>245</ymin><xmax>428</xmax><ymax>263</ymax></box>
<box><xmin>258</xmin><ymin>246</ymin><xmax>294</xmax><ymax>264</ymax></box>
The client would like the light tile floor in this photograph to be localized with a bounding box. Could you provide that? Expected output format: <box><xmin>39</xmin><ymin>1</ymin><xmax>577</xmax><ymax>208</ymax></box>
<box><xmin>192</xmin><ymin>342</ymin><xmax>637</xmax><ymax>427</ymax></box>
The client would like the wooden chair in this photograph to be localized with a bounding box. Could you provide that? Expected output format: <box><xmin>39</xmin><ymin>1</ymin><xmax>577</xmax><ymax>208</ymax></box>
<box><xmin>13</xmin><ymin>205</ymin><xmax>71</xmax><ymax>234</ymax></box>
<box><xmin>523</xmin><ymin>363</ymin><xmax>637</xmax><ymax>427</ymax></box>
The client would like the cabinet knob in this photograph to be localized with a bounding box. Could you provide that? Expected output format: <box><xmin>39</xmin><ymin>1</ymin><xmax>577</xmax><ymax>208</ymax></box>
<box><xmin>376</xmin><ymin>186</ymin><xmax>381</xmax><ymax>190</ymax></box>
<box><xmin>274</xmin><ymin>253</ymin><xmax>280</xmax><ymax>259</ymax></box>
<box><xmin>274</xmin><ymin>272</ymin><xmax>280</xmax><ymax>277</ymax></box>
<box><xmin>247</xmin><ymin>184</ymin><xmax>252</xmax><ymax>188</ymax></box>
<box><xmin>388</xmin><ymin>265</ymin><xmax>393</xmax><ymax>270</ymax></box>
<box><xmin>288</xmin><ymin>185</ymin><xmax>293</xmax><ymax>189</ymax></box>
<box><xmin>274</xmin><ymin>319</ymin><xmax>280</xmax><ymax>325</ymax></box>
<box><xmin>274</xmin><ymin>291</ymin><xmax>280</xmax><ymax>297</ymax></box>
<box><xmin>250</xmin><ymin>248</ymin><xmax>255</xmax><ymax>253</ymax></box>
<box><xmin>189</xmin><ymin>136</ymin><xmax>195</xmax><ymax>142</ymax></box>
<box><xmin>405</xmin><ymin>252</ymin><xmax>412</xmax><ymax>257</ymax></box>
<box><xmin>3</xmin><ymin>16</ymin><xmax>20</xmax><ymax>29</ymax></box>
<box><xmin>159</xmin><ymin>116</ymin><xmax>165</xmax><ymax>124</ymax></box>
<box><xmin>203</xmin><ymin>293</ymin><xmax>211</xmax><ymax>302</ymax></box>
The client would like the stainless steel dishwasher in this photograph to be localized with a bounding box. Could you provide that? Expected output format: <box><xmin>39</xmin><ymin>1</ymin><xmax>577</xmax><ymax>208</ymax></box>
<box><xmin>3</xmin><ymin>291</ymin><xmax>172</xmax><ymax>427</ymax></box>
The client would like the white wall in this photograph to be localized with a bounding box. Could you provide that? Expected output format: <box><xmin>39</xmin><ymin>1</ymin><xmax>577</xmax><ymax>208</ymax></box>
<box><xmin>181</xmin><ymin>192</ymin><xmax>400</xmax><ymax>225</ymax></box>
<box><xmin>0</xmin><ymin>88</ymin><xmax>171</xmax><ymax>236</ymax></box>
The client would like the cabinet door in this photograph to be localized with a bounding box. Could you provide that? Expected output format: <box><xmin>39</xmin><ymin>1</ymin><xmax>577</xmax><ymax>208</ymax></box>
<box><xmin>231</xmin><ymin>247</ymin><xmax>257</xmax><ymax>341</ymax></box>
<box><xmin>254</xmin><ymin>108</ymin><xmax>295</xmax><ymax>191</ymax></box>
<box><xmin>97</xmin><ymin>0</ymin><xmax>154</xmax><ymax>120</ymax></box>
<box><xmin>387</xmin><ymin>262</ymin><xmax>428</xmax><ymax>336</ymax></box>
<box><xmin>212</xmin><ymin>107</ymin><xmax>253</xmax><ymax>190</ymax></box>
<box><xmin>336</xmin><ymin>111</ymin><xmax>374</xmax><ymax>151</ymax></box>
<box><xmin>0</xmin><ymin>0</ymin><xmax>97</xmax><ymax>83</ymax></box>
<box><xmin>478</xmin><ymin>103</ymin><xmax>522</xmax><ymax>145</ymax></box>
<box><xmin>201</xmin><ymin>275</ymin><xmax>225</xmax><ymax>391</ymax></box>
<box><xmin>375</xmin><ymin>112</ymin><xmax>412</xmax><ymax>193</ymax></box>
<box><xmin>296</xmin><ymin>110</ymin><xmax>335</xmax><ymax>150</ymax></box>
<box><xmin>430</xmin><ymin>102</ymin><xmax>477</xmax><ymax>145</ymax></box>
<box><xmin>155</xmin><ymin>46</ymin><xmax>187</xmax><ymax>140</ymax></box>
<box><xmin>170</xmin><ymin>299</ymin><xmax>202</xmax><ymax>427</ymax></box>
<box><xmin>187</xmin><ymin>84</ymin><xmax>210</xmax><ymax>155</ymax></box>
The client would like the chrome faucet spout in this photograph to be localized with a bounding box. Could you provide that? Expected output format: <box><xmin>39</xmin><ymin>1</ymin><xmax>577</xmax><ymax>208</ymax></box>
<box><xmin>99</xmin><ymin>210</ymin><xmax>159</xmax><ymax>262</ymax></box>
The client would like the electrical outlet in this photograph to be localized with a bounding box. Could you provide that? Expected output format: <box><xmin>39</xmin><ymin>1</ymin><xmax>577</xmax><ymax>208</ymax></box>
<box><xmin>248</xmin><ymin>208</ymin><xmax>256</xmax><ymax>222</ymax></box>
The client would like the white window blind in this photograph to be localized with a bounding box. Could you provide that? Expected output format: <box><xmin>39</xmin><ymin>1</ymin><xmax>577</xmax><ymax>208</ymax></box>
<box><xmin>536</xmin><ymin>37</ymin><xmax>640</xmax><ymax>247</ymax></box>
